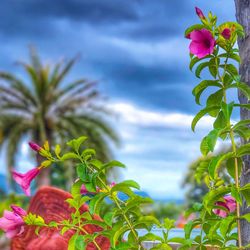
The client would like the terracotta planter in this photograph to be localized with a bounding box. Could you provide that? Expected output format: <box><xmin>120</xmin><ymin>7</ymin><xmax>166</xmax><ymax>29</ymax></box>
<box><xmin>11</xmin><ymin>186</ymin><xmax>110</xmax><ymax>250</ymax></box>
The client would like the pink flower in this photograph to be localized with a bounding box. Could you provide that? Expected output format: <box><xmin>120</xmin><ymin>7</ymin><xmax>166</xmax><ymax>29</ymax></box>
<box><xmin>12</xmin><ymin>168</ymin><xmax>40</xmax><ymax>196</ymax></box>
<box><xmin>110</xmin><ymin>182</ymin><xmax>116</xmax><ymax>188</ymax></box>
<box><xmin>221</xmin><ymin>28</ymin><xmax>231</xmax><ymax>40</ymax></box>
<box><xmin>80</xmin><ymin>184</ymin><xmax>94</xmax><ymax>195</ymax></box>
<box><xmin>0</xmin><ymin>205</ymin><xmax>27</xmax><ymax>238</ymax></box>
<box><xmin>195</xmin><ymin>7</ymin><xmax>205</xmax><ymax>20</ymax></box>
<box><xmin>188</xmin><ymin>29</ymin><xmax>216</xmax><ymax>58</ymax></box>
<box><xmin>213</xmin><ymin>195</ymin><xmax>236</xmax><ymax>218</ymax></box>
<box><xmin>28</xmin><ymin>142</ymin><xmax>42</xmax><ymax>152</ymax></box>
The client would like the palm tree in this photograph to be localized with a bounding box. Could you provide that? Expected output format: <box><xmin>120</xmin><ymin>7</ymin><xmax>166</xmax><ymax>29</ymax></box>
<box><xmin>0</xmin><ymin>48</ymin><xmax>119</xmax><ymax>189</ymax></box>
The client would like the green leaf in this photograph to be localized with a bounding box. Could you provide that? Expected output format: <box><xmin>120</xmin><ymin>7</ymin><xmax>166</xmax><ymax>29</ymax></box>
<box><xmin>234</xmin><ymin>103</ymin><xmax>250</xmax><ymax>110</ymax></box>
<box><xmin>24</xmin><ymin>213</ymin><xmax>45</xmax><ymax>226</ymax></box>
<box><xmin>208</xmin><ymin>152</ymin><xmax>235</xmax><ymax>179</ymax></box>
<box><xmin>67</xmin><ymin>136</ymin><xmax>88</xmax><ymax>152</ymax></box>
<box><xmin>61</xmin><ymin>152</ymin><xmax>79</xmax><ymax>161</ymax></box>
<box><xmin>219</xmin><ymin>53</ymin><xmax>241</xmax><ymax>63</ymax></box>
<box><xmin>209</xmin><ymin>57</ymin><xmax>219</xmax><ymax>78</ymax></box>
<box><xmin>228</xmin><ymin>82</ymin><xmax>250</xmax><ymax>100</ymax></box>
<box><xmin>240</xmin><ymin>183</ymin><xmax>250</xmax><ymax>206</ymax></box>
<box><xmin>242</xmin><ymin>213</ymin><xmax>250</xmax><ymax>223</ymax></box>
<box><xmin>184</xmin><ymin>24</ymin><xmax>204</xmax><ymax>37</ymax></box>
<box><xmin>237</xmin><ymin>143</ymin><xmax>250</xmax><ymax>157</ymax></box>
<box><xmin>41</xmin><ymin>160</ymin><xmax>51</xmax><ymax>168</ymax></box>
<box><xmin>184</xmin><ymin>220</ymin><xmax>201</xmax><ymax>239</ymax></box>
<box><xmin>75</xmin><ymin>235</ymin><xmax>86</xmax><ymax>250</ymax></box>
<box><xmin>114</xmin><ymin>242</ymin><xmax>133</xmax><ymax>250</ymax></box>
<box><xmin>99</xmin><ymin>160</ymin><xmax>126</xmax><ymax>172</ymax></box>
<box><xmin>226</xmin><ymin>157</ymin><xmax>242</xmax><ymax>180</ymax></box>
<box><xmin>55</xmin><ymin>144</ymin><xmax>61</xmax><ymax>158</ymax></box>
<box><xmin>71</xmin><ymin>179</ymin><xmax>83</xmax><ymax>197</ymax></box>
<box><xmin>151</xmin><ymin>244</ymin><xmax>172</xmax><ymax>250</ymax></box>
<box><xmin>112</xmin><ymin>180</ymin><xmax>140</xmax><ymax>192</ymax></box>
<box><xmin>237</xmin><ymin>82</ymin><xmax>250</xmax><ymax>100</ymax></box>
<box><xmin>221</xmin><ymin>101</ymin><xmax>234</xmax><ymax>122</ymax></box>
<box><xmin>61</xmin><ymin>226</ymin><xmax>70</xmax><ymax>236</ymax></box>
<box><xmin>206</xmin><ymin>90</ymin><xmax>223</xmax><ymax>117</ymax></box>
<box><xmin>103</xmin><ymin>212</ymin><xmax>114</xmax><ymax>227</ymax></box>
<box><xmin>191</xmin><ymin>106</ymin><xmax>220</xmax><ymax>131</ymax></box>
<box><xmin>139</xmin><ymin>233</ymin><xmax>163</xmax><ymax>243</ymax></box>
<box><xmin>206</xmin><ymin>129</ymin><xmax>221</xmax><ymax>152</ymax></box>
<box><xmin>219</xmin><ymin>216</ymin><xmax>234</xmax><ymax>238</ymax></box>
<box><xmin>195</xmin><ymin>62</ymin><xmax>210</xmax><ymax>78</ymax></box>
<box><xmin>112</xmin><ymin>225</ymin><xmax>130</xmax><ymax>247</ymax></box>
<box><xmin>200</xmin><ymin>136</ymin><xmax>209</xmax><ymax>156</ymax></box>
<box><xmin>68</xmin><ymin>234</ymin><xmax>77</xmax><ymax>250</ymax></box>
<box><xmin>231</xmin><ymin>186</ymin><xmax>241</xmax><ymax>204</ymax></box>
<box><xmin>163</xmin><ymin>218</ymin><xmax>175</xmax><ymax>230</ymax></box>
<box><xmin>192</xmin><ymin>80</ymin><xmax>221</xmax><ymax>105</ymax></box>
<box><xmin>81</xmin><ymin>148</ymin><xmax>96</xmax><ymax>159</ymax></box>
<box><xmin>233</xmin><ymin>119</ymin><xmax>250</xmax><ymax>130</ymax></box>
<box><xmin>89</xmin><ymin>193</ymin><xmax>107</xmax><ymax>215</ymax></box>
<box><xmin>135</xmin><ymin>216</ymin><xmax>161</xmax><ymax>228</ymax></box>
<box><xmin>203</xmin><ymin>186</ymin><xmax>230</xmax><ymax>211</ymax></box>
<box><xmin>213</xmin><ymin>111</ymin><xmax>227</xmax><ymax>131</ymax></box>
<box><xmin>221</xmin><ymin>63</ymin><xmax>238</xmax><ymax>77</ymax></box>
<box><xmin>76</xmin><ymin>163</ymin><xmax>89</xmax><ymax>182</ymax></box>
<box><xmin>189</xmin><ymin>57</ymin><xmax>203</xmax><ymax>71</ymax></box>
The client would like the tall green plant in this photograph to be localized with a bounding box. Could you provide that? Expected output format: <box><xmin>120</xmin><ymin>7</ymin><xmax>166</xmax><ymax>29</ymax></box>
<box><xmin>185</xmin><ymin>7</ymin><xmax>250</xmax><ymax>249</ymax></box>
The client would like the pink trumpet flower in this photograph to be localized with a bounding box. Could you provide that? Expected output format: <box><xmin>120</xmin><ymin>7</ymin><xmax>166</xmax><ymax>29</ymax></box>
<box><xmin>188</xmin><ymin>29</ymin><xmax>216</xmax><ymax>58</ymax></box>
<box><xmin>213</xmin><ymin>195</ymin><xmax>236</xmax><ymax>218</ymax></box>
<box><xmin>12</xmin><ymin>168</ymin><xmax>40</xmax><ymax>196</ymax></box>
<box><xmin>0</xmin><ymin>205</ymin><xmax>27</xmax><ymax>238</ymax></box>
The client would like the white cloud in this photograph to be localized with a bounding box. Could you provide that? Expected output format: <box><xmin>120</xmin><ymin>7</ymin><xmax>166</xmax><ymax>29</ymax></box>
<box><xmin>111</xmin><ymin>101</ymin><xmax>214</xmax><ymax>130</ymax></box>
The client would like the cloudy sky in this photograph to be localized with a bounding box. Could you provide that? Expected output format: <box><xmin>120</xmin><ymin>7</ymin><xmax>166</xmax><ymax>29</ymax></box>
<box><xmin>0</xmin><ymin>0</ymin><xmax>237</xmax><ymax>200</ymax></box>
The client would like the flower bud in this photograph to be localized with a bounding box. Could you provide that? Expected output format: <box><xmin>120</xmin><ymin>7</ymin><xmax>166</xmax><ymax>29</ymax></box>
<box><xmin>221</xmin><ymin>28</ymin><xmax>231</xmax><ymax>40</ymax></box>
<box><xmin>195</xmin><ymin>7</ymin><xmax>205</xmax><ymax>20</ymax></box>
<box><xmin>28</xmin><ymin>142</ymin><xmax>42</xmax><ymax>152</ymax></box>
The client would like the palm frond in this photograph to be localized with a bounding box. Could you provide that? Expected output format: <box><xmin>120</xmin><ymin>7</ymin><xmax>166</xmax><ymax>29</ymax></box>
<box><xmin>0</xmin><ymin>72</ymin><xmax>37</xmax><ymax>105</ymax></box>
<box><xmin>50</xmin><ymin>56</ymin><xmax>79</xmax><ymax>90</ymax></box>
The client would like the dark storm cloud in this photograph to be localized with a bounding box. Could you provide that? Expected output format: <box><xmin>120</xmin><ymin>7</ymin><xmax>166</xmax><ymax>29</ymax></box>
<box><xmin>0</xmin><ymin>0</ymin><xmax>235</xmax><ymax>113</ymax></box>
<box><xmin>0</xmin><ymin>0</ymin><xmax>190</xmax><ymax>39</ymax></box>
<box><xmin>0</xmin><ymin>0</ymin><xmax>137</xmax><ymax>37</ymax></box>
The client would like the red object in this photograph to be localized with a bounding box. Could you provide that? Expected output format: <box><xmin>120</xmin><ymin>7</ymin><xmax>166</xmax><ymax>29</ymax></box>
<box><xmin>11</xmin><ymin>186</ymin><xmax>110</xmax><ymax>250</ymax></box>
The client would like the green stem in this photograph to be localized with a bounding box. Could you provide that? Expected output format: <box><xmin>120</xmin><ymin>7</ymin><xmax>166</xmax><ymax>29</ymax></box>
<box><xmin>220</xmin><ymin>54</ymin><xmax>242</xmax><ymax>249</ymax></box>
<box><xmin>47</xmin><ymin>222</ymin><xmax>102</xmax><ymax>250</ymax></box>
<box><xmin>78</xmin><ymin>154</ymin><xmax>143</xmax><ymax>250</ymax></box>
<box><xmin>229</xmin><ymin>130</ymin><xmax>242</xmax><ymax>249</ymax></box>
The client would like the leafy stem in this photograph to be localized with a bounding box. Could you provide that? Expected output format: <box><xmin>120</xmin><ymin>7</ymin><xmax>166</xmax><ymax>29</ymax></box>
<box><xmin>76</xmin><ymin>152</ymin><xmax>144</xmax><ymax>250</ymax></box>
<box><xmin>220</xmin><ymin>53</ymin><xmax>242</xmax><ymax>249</ymax></box>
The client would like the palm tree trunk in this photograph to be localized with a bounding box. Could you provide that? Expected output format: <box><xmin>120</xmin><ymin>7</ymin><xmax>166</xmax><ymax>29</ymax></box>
<box><xmin>235</xmin><ymin>0</ymin><xmax>250</xmax><ymax>246</ymax></box>
<box><xmin>36</xmin><ymin>154</ymin><xmax>50</xmax><ymax>187</ymax></box>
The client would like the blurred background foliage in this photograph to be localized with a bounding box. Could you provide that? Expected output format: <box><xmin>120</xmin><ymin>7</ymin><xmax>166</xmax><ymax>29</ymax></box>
<box><xmin>0</xmin><ymin>47</ymin><xmax>120</xmax><ymax>191</ymax></box>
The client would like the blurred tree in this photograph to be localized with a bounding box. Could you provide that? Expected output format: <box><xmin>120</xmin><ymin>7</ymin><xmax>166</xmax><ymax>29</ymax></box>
<box><xmin>183</xmin><ymin>146</ymin><xmax>232</xmax><ymax>208</ymax></box>
<box><xmin>0</xmin><ymin>48</ymin><xmax>119</xmax><ymax>190</ymax></box>
<box><xmin>150</xmin><ymin>202</ymin><xmax>183</xmax><ymax>222</ymax></box>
